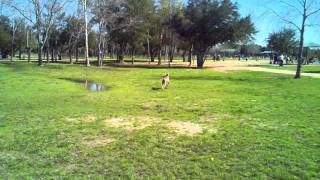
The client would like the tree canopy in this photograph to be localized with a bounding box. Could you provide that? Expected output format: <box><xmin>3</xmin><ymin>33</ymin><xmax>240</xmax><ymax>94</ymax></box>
<box><xmin>171</xmin><ymin>0</ymin><xmax>256</xmax><ymax>67</ymax></box>
<box><xmin>267</xmin><ymin>28</ymin><xmax>298</xmax><ymax>55</ymax></box>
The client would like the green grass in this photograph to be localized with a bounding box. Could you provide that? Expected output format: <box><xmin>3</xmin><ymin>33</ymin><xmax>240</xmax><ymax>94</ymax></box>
<box><xmin>0</xmin><ymin>62</ymin><xmax>320</xmax><ymax>178</ymax></box>
<box><xmin>263</xmin><ymin>64</ymin><xmax>320</xmax><ymax>73</ymax></box>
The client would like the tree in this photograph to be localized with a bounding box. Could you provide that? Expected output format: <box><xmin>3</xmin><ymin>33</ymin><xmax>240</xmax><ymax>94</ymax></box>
<box><xmin>6</xmin><ymin>0</ymin><xmax>65</xmax><ymax>66</ymax></box>
<box><xmin>145</xmin><ymin>8</ymin><xmax>163</xmax><ymax>63</ymax></box>
<box><xmin>240</xmin><ymin>43</ymin><xmax>262</xmax><ymax>56</ymax></box>
<box><xmin>267</xmin><ymin>28</ymin><xmax>297</xmax><ymax>55</ymax></box>
<box><xmin>92</xmin><ymin>0</ymin><xmax>108</xmax><ymax>66</ymax></box>
<box><xmin>0</xmin><ymin>15</ymin><xmax>11</xmax><ymax>59</ymax></box>
<box><xmin>172</xmin><ymin>0</ymin><xmax>255</xmax><ymax>68</ymax></box>
<box><xmin>92</xmin><ymin>0</ymin><xmax>128</xmax><ymax>64</ymax></box>
<box><xmin>271</xmin><ymin>0</ymin><xmax>320</xmax><ymax>78</ymax></box>
<box><xmin>60</xmin><ymin>15</ymin><xmax>84</xmax><ymax>64</ymax></box>
<box><xmin>14</xmin><ymin>19</ymin><xmax>28</xmax><ymax>60</ymax></box>
<box><xmin>80</xmin><ymin>0</ymin><xmax>90</xmax><ymax>66</ymax></box>
<box><xmin>155</xmin><ymin>0</ymin><xmax>182</xmax><ymax>65</ymax></box>
<box><xmin>10</xmin><ymin>18</ymin><xmax>19</xmax><ymax>61</ymax></box>
<box><xmin>170</xmin><ymin>9</ymin><xmax>194</xmax><ymax>65</ymax></box>
<box><xmin>92</xmin><ymin>0</ymin><xmax>154</xmax><ymax>64</ymax></box>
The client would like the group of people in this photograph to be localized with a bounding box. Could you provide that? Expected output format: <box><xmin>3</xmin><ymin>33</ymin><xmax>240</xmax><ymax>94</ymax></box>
<box><xmin>271</xmin><ymin>54</ymin><xmax>292</xmax><ymax>66</ymax></box>
<box><xmin>212</xmin><ymin>54</ymin><xmax>222</xmax><ymax>61</ymax></box>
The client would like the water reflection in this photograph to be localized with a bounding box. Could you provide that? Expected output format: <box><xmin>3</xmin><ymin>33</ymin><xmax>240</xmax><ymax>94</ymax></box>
<box><xmin>84</xmin><ymin>80</ymin><xmax>108</xmax><ymax>92</ymax></box>
<box><xmin>59</xmin><ymin>78</ymin><xmax>109</xmax><ymax>92</ymax></box>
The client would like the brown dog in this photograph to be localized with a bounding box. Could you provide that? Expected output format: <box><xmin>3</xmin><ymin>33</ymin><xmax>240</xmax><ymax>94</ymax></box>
<box><xmin>162</xmin><ymin>74</ymin><xmax>170</xmax><ymax>89</ymax></box>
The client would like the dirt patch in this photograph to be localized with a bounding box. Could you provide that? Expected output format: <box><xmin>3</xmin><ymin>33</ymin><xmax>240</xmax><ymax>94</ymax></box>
<box><xmin>207</xmin><ymin>60</ymin><xmax>320</xmax><ymax>78</ymax></box>
<box><xmin>82</xmin><ymin>137</ymin><xmax>115</xmax><ymax>148</ymax></box>
<box><xmin>167</xmin><ymin>121</ymin><xmax>203</xmax><ymax>136</ymax></box>
<box><xmin>140</xmin><ymin>101</ymin><xmax>159</xmax><ymax>110</ymax></box>
<box><xmin>104</xmin><ymin>116</ymin><xmax>159</xmax><ymax>131</ymax></box>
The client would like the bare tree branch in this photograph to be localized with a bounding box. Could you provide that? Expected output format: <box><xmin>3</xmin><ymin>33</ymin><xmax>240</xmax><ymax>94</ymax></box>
<box><xmin>306</xmin><ymin>7</ymin><xmax>320</xmax><ymax>17</ymax></box>
<box><xmin>280</xmin><ymin>0</ymin><xmax>304</xmax><ymax>15</ymax></box>
<box><xmin>269</xmin><ymin>9</ymin><xmax>301</xmax><ymax>31</ymax></box>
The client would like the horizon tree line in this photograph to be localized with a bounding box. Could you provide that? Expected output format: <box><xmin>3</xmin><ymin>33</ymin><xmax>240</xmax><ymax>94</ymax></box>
<box><xmin>1</xmin><ymin>0</ymin><xmax>320</xmax><ymax>78</ymax></box>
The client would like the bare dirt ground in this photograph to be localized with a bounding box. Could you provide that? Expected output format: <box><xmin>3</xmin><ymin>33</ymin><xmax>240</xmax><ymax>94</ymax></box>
<box><xmin>205</xmin><ymin>60</ymin><xmax>320</xmax><ymax>78</ymax></box>
<box><xmin>106</xmin><ymin>59</ymin><xmax>320</xmax><ymax>78</ymax></box>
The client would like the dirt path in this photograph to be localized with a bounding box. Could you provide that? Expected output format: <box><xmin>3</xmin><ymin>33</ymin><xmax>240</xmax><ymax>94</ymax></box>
<box><xmin>207</xmin><ymin>60</ymin><xmax>320</xmax><ymax>79</ymax></box>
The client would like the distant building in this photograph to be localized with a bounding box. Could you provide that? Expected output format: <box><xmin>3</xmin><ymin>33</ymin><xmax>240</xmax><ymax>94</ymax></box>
<box><xmin>304</xmin><ymin>42</ymin><xmax>320</xmax><ymax>50</ymax></box>
<box><xmin>259</xmin><ymin>51</ymin><xmax>276</xmax><ymax>57</ymax></box>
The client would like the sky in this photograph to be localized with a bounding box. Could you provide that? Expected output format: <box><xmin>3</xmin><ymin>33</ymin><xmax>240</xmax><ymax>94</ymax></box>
<box><xmin>1</xmin><ymin>0</ymin><xmax>320</xmax><ymax>46</ymax></box>
<box><xmin>233</xmin><ymin>0</ymin><xmax>320</xmax><ymax>46</ymax></box>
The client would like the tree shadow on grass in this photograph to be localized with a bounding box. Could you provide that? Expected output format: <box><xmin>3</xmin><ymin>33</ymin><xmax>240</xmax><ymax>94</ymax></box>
<box><xmin>304</xmin><ymin>71</ymin><xmax>320</xmax><ymax>74</ymax></box>
<box><xmin>163</xmin><ymin>75</ymin><xmax>253</xmax><ymax>82</ymax></box>
<box><xmin>0</xmin><ymin>62</ymin><xmax>29</xmax><ymax>72</ymax></box>
<box><xmin>58</xmin><ymin>77</ymin><xmax>88</xmax><ymax>84</ymax></box>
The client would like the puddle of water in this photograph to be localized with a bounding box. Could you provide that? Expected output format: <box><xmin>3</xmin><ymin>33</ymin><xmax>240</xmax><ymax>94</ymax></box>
<box><xmin>60</xmin><ymin>78</ymin><xmax>109</xmax><ymax>92</ymax></box>
<box><xmin>84</xmin><ymin>80</ymin><xmax>108</xmax><ymax>92</ymax></box>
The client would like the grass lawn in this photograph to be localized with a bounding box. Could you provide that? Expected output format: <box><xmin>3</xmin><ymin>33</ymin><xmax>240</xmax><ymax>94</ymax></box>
<box><xmin>0</xmin><ymin>62</ymin><xmax>319</xmax><ymax>178</ymax></box>
<box><xmin>263</xmin><ymin>64</ymin><xmax>320</xmax><ymax>73</ymax></box>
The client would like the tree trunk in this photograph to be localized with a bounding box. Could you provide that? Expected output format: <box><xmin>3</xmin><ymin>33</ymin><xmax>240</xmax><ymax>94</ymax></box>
<box><xmin>11</xmin><ymin>33</ymin><xmax>15</xmax><ymax>62</ymax></box>
<box><xmin>28</xmin><ymin>47</ymin><xmax>31</xmax><ymax>63</ymax></box>
<box><xmin>19</xmin><ymin>47</ymin><xmax>22</xmax><ymax>60</ymax></box>
<box><xmin>151</xmin><ymin>50</ymin><xmax>155</xmax><ymax>62</ymax></box>
<box><xmin>27</xmin><ymin>29</ymin><xmax>31</xmax><ymax>63</ymax></box>
<box><xmin>76</xmin><ymin>48</ymin><xmax>79</xmax><ymax>63</ymax></box>
<box><xmin>54</xmin><ymin>50</ymin><xmax>58</xmax><ymax>62</ymax></box>
<box><xmin>46</xmin><ymin>44</ymin><xmax>50</xmax><ymax>63</ymax></box>
<box><xmin>169</xmin><ymin>46</ymin><xmax>175</xmax><ymax>63</ymax></box>
<box><xmin>51</xmin><ymin>47</ymin><xmax>54</xmax><ymax>63</ymax></box>
<box><xmin>182</xmin><ymin>50</ymin><xmax>186</xmax><ymax>62</ymax></box>
<box><xmin>119</xmin><ymin>54</ymin><xmax>124</xmax><ymax>64</ymax></box>
<box><xmin>158</xmin><ymin>48</ymin><xmax>162</xmax><ymax>65</ymax></box>
<box><xmin>295</xmin><ymin>15</ymin><xmax>306</xmax><ymax>79</ymax></box>
<box><xmin>195</xmin><ymin>46</ymin><xmax>206</xmax><ymax>68</ymax></box>
<box><xmin>97</xmin><ymin>27</ymin><xmax>103</xmax><ymax>67</ymax></box>
<box><xmin>131</xmin><ymin>50</ymin><xmax>134</xmax><ymax>64</ymax></box>
<box><xmin>98</xmin><ymin>47</ymin><xmax>103</xmax><ymax>67</ymax></box>
<box><xmin>98</xmin><ymin>52</ymin><xmax>101</xmax><ymax>66</ymax></box>
<box><xmin>83</xmin><ymin>0</ymin><xmax>90</xmax><ymax>67</ymax></box>
<box><xmin>164</xmin><ymin>46</ymin><xmax>167</xmax><ymax>62</ymax></box>
<box><xmin>188</xmin><ymin>45</ymin><xmax>193</xmax><ymax>66</ymax></box>
<box><xmin>36</xmin><ymin>23</ymin><xmax>43</xmax><ymax>66</ymax></box>
<box><xmin>196</xmin><ymin>53</ymin><xmax>205</xmax><ymax>68</ymax></box>
<box><xmin>158</xmin><ymin>31</ymin><xmax>163</xmax><ymax>65</ymax></box>
<box><xmin>110</xmin><ymin>46</ymin><xmax>114</xmax><ymax>59</ymax></box>
<box><xmin>147</xmin><ymin>30</ymin><xmax>151</xmax><ymax>63</ymax></box>
<box><xmin>38</xmin><ymin>46</ymin><xmax>43</xmax><ymax>66</ymax></box>
<box><xmin>69</xmin><ymin>48</ymin><xmax>73</xmax><ymax>64</ymax></box>
<box><xmin>118</xmin><ymin>43</ymin><xmax>125</xmax><ymax>64</ymax></box>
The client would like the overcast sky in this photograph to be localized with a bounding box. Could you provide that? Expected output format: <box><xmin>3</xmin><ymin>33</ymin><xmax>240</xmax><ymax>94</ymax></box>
<box><xmin>1</xmin><ymin>0</ymin><xmax>320</xmax><ymax>46</ymax></box>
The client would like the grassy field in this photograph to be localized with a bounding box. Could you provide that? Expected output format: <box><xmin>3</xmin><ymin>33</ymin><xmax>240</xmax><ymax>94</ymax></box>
<box><xmin>263</xmin><ymin>64</ymin><xmax>320</xmax><ymax>73</ymax></box>
<box><xmin>0</xmin><ymin>62</ymin><xmax>319</xmax><ymax>178</ymax></box>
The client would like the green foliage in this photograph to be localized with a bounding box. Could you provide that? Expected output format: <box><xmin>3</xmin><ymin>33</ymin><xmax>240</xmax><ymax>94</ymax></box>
<box><xmin>0</xmin><ymin>15</ymin><xmax>11</xmax><ymax>58</ymax></box>
<box><xmin>171</xmin><ymin>0</ymin><xmax>256</xmax><ymax>67</ymax></box>
<box><xmin>240</xmin><ymin>44</ymin><xmax>262</xmax><ymax>55</ymax></box>
<box><xmin>267</xmin><ymin>28</ymin><xmax>298</xmax><ymax>55</ymax></box>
